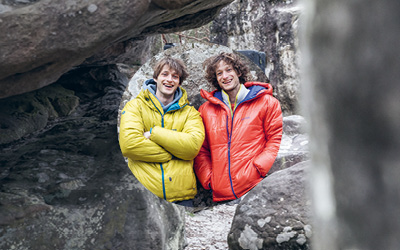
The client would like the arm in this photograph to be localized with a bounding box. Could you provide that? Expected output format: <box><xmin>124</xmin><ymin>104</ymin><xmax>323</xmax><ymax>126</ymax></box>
<box><xmin>119</xmin><ymin>99</ymin><xmax>172</xmax><ymax>163</ymax></box>
<box><xmin>194</xmin><ymin>135</ymin><xmax>212</xmax><ymax>190</ymax></box>
<box><xmin>150</xmin><ymin>106</ymin><xmax>205</xmax><ymax>160</ymax></box>
<box><xmin>253</xmin><ymin>97</ymin><xmax>283</xmax><ymax>177</ymax></box>
<box><xmin>193</xmin><ymin>105</ymin><xmax>212</xmax><ymax>190</ymax></box>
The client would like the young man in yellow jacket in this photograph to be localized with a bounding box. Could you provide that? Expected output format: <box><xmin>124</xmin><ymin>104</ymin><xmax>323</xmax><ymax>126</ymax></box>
<box><xmin>119</xmin><ymin>57</ymin><xmax>205</xmax><ymax>204</ymax></box>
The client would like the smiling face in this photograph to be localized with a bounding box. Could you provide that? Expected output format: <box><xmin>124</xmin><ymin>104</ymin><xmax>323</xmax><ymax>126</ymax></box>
<box><xmin>216</xmin><ymin>60</ymin><xmax>241</xmax><ymax>96</ymax></box>
<box><xmin>154</xmin><ymin>65</ymin><xmax>180</xmax><ymax>101</ymax></box>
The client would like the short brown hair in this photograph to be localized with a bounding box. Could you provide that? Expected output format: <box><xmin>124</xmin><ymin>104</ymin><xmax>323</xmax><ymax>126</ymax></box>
<box><xmin>153</xmin><ymin>57</ymin><xmax>189</xmax><ymax>85</ymax></box>
<box><xmin>203</xmin><ymin>52</ymin><xmax>250</xmax><ymax>90</ymax></box>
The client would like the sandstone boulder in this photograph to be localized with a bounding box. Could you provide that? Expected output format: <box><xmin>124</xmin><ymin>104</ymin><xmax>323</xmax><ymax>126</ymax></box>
<box><xmin>0</xmin><ymin>0</ymin><xmax>233</xmax><ymax>99</ymax></box>
<box><xmin>301</xmin><ymin>0</ymin><xmax>400</xmax><ymax>248</ymax></box>
<box><xmin>209</xmin><ymin>0</ymin><xmax>302</xmax><ymax>115</ymax></box>
<box><xmin>228</xmin><ymin>161</ymin><xmax>312</xmax><ymax>250</ymax></box>
<box><xmin>270</xmin><ymin>115</ymin><xmax>309</xmax><ymax>174</ymax></box>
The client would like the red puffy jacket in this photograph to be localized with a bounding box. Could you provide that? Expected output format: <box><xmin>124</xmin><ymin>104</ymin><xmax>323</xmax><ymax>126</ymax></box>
<box><xmin>194</xmin><ymin>82</ymin><xmax>282</xmax><ymax>202</ymax></box>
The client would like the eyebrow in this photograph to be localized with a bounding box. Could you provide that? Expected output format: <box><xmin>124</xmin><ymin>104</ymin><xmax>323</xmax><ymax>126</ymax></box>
<box><xmin>162</xmin><ymin>70</ymin><xmax>179</xmax><ymax>76</ymax></box>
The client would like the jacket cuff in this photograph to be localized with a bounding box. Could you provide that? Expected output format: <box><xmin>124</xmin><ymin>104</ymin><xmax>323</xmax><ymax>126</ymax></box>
<box><xmin>254</xmin><ymin>163</ymin><xmax>264</xmax><ymax>177</ymax></box>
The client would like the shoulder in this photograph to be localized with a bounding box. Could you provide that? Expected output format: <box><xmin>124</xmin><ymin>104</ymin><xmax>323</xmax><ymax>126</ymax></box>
<box><xmin>182</xmin><ymin>104</ymin><xmax>201</xmax><ymax>114</ymax></box>
<box><xmin>251</xmin><ymin>94</ymin><xmax>281</xmax><ymax>114</ymax></box>
<box><xmin>170</xmin><ymin>104</ymin><xmax>201</xmax><ymax>119</ymax></box>
<box><xmin>198</xmin><ymin>100</ymin><xmax>216</xmax><ymax>113</ymax></box>
<box><xmin>122</xmin><ymin>92</ymin><xmax>152</xmax><ymax>115</ymax></box>
<box><xmin>262</xmin><ymin>93</ymin><xmax>280</xmax><ymax>105</ymax></box>
<box><xmin>124</xmin><ymin>97</ymin><xmax>142</xmax><ymax>109</ymax></box>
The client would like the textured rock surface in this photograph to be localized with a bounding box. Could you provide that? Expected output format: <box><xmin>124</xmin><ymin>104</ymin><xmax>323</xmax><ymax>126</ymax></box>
<box><xmin>0</xmin><ymin>84</ymin><xmax>79</xmax><ymax>145</ymax></box>
<box><xmin>0</xmin><ymin>0</ymin><xmax>233</xmax><ymax>99</ymax></box>
<box><xmin>209</xmin><ymin>0</ymin><xmax>302</xmax><ymax>115</ymax></box>
<box><xmin>302</xmin><ymin>0</ymin><xmax>400</xmax><ymax>249</ymax></box>
<box><xmin>0</xmin><ymin>1</ymin><xmax>312</xmax><ymax>249</ymax></box>
<box><xmin>270</xmin><ymin>115</ymin><xmax>309</xmax><ymax>174</ymax></box>
<box><xmin>228</xmin><ymin>161</ymin><xmax>312</xmax><ymax>250</ymax></box>
<box><xmin>0</xmin><ymin>65</ymin><xmax>185</xmax><ymax>250</ymax></box>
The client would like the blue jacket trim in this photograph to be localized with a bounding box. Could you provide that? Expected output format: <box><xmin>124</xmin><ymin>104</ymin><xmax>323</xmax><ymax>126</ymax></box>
<box><xmin>214</xmin><ymin>85</ymin><xmax>265</xmax><ymax>105</ymax></box>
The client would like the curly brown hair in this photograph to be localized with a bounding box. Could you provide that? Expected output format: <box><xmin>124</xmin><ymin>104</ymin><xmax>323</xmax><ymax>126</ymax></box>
<box><xmin>203</xmin><ymin>52</ymin><xmax>250</xmax><ymax>90</ymax></box>
<box><xmin>153</xmin><ymin>57</ymin><xmax>189</xmax><ymax>85</ymax></box>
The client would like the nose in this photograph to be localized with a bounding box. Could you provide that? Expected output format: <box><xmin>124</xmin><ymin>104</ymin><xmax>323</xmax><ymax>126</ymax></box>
<box><xmin>222</xmin><ymin>71</ymin><xmax>229</xmax><ymax>79</ymax></box>
<box><xmin>166</xmin><ymin>74</ymin><xmax>173</xmax><ymax>82</ymax></box>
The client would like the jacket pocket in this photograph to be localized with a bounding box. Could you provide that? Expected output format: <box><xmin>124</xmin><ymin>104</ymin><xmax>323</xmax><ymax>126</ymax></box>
<box><xmin>232</xmin><ymin>160</ymin><xmax>261</xmax><ymax>187</ymax></box>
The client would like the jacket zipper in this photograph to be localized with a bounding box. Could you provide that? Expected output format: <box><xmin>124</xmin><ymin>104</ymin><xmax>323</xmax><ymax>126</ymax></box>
<box><xmin>227</xmin><ymin>113</ymin><xmax>239</xmax><ymax>199</ymax></box>
<box><xmin>215</xmin><ymin>87</ymin><xmax>267</xmax><ymax>199</ymax></box>
<box><xmin>226</xmin><ymin>97</ymin><xmax>254</xmax><ymax>199</ymax></box>
<box><xmin>149</xmin><ymin>97</ymin><xmax>186</xmax><ymax>200</ymax></box>
<box><xmin>160</xmin><ymin>114</ymin><xmax>166</xmax><ymax>200</ymax></box>
<box><xmin>149</xmin><ymin>97</ymin><xmax>167</xmax><ymax>200</ymax></box>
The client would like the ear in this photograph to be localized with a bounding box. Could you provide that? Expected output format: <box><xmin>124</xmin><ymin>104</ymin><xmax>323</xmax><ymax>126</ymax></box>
<box><xmin>235</xmin><ymin>68</ymin><xmax>241</xmax><ymax>77</ymax></box>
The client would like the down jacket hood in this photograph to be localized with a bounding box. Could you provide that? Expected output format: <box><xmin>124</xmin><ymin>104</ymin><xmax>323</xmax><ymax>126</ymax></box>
<box><xmin>200</xmin><ymin>81</ymin><xmax>274</xmax><ymax>105</ymax></box>
<box><xmin>143</xmin><ymin>79</ymin><xmax>184</xmax><ymax>112</ymax></box>
<box><xmin>137</xmin><ymin>79</ymin><xmax>189</xmax><ymax>115</ymax></box>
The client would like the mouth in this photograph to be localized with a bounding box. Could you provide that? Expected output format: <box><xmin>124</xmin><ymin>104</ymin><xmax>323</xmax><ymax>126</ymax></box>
<box><xmin>223</xmin><ymin>79</ymin><xmax>232</xmax><ymax>85</ymax></box>
<box><xmin>163</xmin><ymin>83</ymin><xmax>174</xmax><ymax>89</ymax></box>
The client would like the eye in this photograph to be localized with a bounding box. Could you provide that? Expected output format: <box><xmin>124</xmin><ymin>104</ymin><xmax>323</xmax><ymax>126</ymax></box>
<box><xmin>172</xmin><ymin>75</ymin><xmax>179</xmax><ymax>79</ymax></box>
<box><xmin>216</xmin><ymin>72</ymin><xmax>222</xmax><ymax>76</ymax></box>
<box><xmin>227</xmin><ymin>68</ymin><xmax>232</xmax><ymax>72</ymax></box>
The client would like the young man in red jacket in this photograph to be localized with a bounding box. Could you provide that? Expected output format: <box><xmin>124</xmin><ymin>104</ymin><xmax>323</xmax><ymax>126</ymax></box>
<box><xmin>194</xmin><ymin>52</ymin><xmax>283</xmax><ymax>202</ymax></box>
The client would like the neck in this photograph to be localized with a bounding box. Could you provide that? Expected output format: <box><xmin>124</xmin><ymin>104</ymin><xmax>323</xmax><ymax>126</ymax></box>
<box><xmin>225</xmin><ymin>88</ymin><xmax>240</xmax><ymax>105</ymax></box>
<box><xmin>156</xmin><ymin>92</ymin><xmax>174</xmax><ymax>106</ymax></box>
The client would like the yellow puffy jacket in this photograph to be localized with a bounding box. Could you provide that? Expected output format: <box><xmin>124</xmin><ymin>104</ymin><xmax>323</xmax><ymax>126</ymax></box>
<box><xmin>119</xmin><ymin>81</ymin><xmax>205</xmax><ymax>202</ymax></box>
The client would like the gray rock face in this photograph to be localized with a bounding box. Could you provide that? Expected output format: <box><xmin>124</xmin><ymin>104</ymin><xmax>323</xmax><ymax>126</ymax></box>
<box><xmin>270</xmin><ymin>115</ymin><xmax>309</xmax><ymax>174</ymax></box>
<box><xmin>301</xmin><ymin>0</ymin><xmax>400</xmax><ymax>249</ymax></box>
<box><xmin>209</xmin><ymin>0</ymin><xmax>302</xmax><ymax>115</ymax></box>
<box><xmin>0</xmin><ymin>0</ymin><xmax>233</xmax><ymax>99</ymax></box>
<box><xmin>0</xmin><ymin>84</ymin><xmax>79</xmax><ymax>145</ymax></box>
<box><xmin>228</xmin><ymin>161</ymin><xmax>312</xmax><ymax>250</ymax></box>
<box><xmin>0</xmin><ymin>65</ymin><xmax>185</xmax><ymax>250</ymax></box>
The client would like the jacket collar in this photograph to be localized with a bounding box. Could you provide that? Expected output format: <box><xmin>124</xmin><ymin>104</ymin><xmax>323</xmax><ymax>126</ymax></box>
<box><xmin>140</xmin><ymin>79</ymin><xmax>188</xmax><ymax>113</ymax></box>
<box><xmin>200</xmin><ymin>82</ymin><xmax>273</xmax><ymax>106</ymax></box>
<box><xmin>220</xmin><ymin>84</ymin><xmax>250</xmax><ymax>113</ymax></box>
